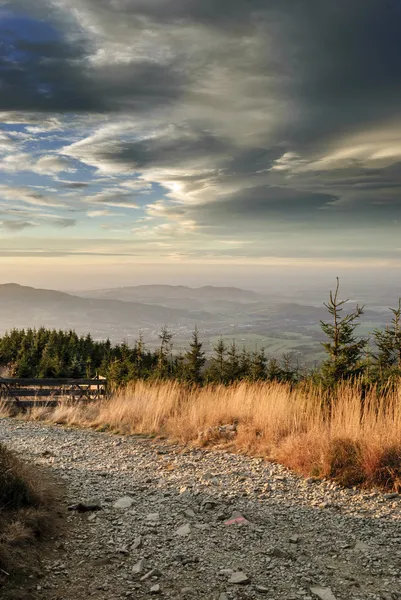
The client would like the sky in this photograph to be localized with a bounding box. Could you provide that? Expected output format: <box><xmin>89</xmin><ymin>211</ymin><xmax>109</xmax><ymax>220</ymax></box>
<box><xmin>1</xmin><ymin>0</ymin><xmax>401</xmax><ymax>290</ymax></box>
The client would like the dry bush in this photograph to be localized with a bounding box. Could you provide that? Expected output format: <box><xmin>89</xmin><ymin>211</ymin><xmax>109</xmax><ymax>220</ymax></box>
<box><xmin>23</xmin><ymin>380</ymin><xmax>401</xmax><ymax>491</ymax></box>
<box><xmin>0</xmin><ymin>401</ymin><xmax>13</xmax><ymax>419</ymax></box>
<box><xmin>0</xmin><ymin>443</ymin><xmax>61</xmax><ymax>579</ymax></box>
<box><xmin>323</xmin><ymin>438</ymin><xmax>364</xmax><ymax>487</ymax></box>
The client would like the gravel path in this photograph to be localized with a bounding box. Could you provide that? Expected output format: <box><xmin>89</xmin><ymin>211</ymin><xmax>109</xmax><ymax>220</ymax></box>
<box><xmin>0</xmin><ymin>419</ymin><xmax>400</xmax><ymax>600</ymax></box>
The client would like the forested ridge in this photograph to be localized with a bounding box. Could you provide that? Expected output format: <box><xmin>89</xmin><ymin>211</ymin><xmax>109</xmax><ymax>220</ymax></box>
<box><xmin>1</xmin><ymin>281</ymin><xmax>401</xmax><ymax>388</ymax></box>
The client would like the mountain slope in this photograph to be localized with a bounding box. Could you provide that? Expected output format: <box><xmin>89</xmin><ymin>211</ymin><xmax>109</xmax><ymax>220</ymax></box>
<box><xmin>0</xmin><ymin>283</ymin><xmax>211</xmax><ymax>339</ymax></box>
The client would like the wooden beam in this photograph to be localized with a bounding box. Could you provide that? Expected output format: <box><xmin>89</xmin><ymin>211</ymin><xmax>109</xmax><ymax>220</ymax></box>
<box><xmin>0</xmin><ymin>378</ymin><xmax>108</xmax><ymax>386</ymax></box>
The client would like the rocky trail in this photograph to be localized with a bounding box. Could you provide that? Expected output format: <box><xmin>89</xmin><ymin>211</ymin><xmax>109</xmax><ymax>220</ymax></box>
<box><xmin>0</xmin><ymin>419</ymin><xmax>400</xmax><ymax>600</ymax></box>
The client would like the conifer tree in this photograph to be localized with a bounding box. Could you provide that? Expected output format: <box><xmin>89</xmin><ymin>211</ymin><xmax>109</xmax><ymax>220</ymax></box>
<box><xmin>320</xmin><ymin>278</ymin><xmax>367</xmax><ymax>385</ymax></box>
<box><xmin>226</xmin><ymin>341</ymin><xmax>241</xmax><ymax>382</ymax></box>
<box><xmin>184</xmin><ymin>326</ymin><xmax>206</xmax><ymax>384</ymax></box>
<box><xmin>373</xmin><ymin>299</ymin><xmax>401</xmax><ymax>376</ymax></box>
<box><xmin>249</xmin><ymin>348</ymin><xmax>267</xmax><ymax>381</ymax></box>
<box><xmin>206</xmin><ymin>338</ymin><xmax>227</xmax><ymax>383</ymax></box>
<box><xmin>154</xmin><ymin>326</ymin><xmax>174</xmax><ymax>379</ymax></box>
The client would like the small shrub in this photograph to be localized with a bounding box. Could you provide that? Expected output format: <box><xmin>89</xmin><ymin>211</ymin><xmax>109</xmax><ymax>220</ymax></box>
<box><xmin>369</xmin><ymin>446</ymin><xmax>401</xmax><ymax>492</ymax></box>
<box><xmin>0</xmin><ymin>445</ymin><xmax>40</xmax><ymax>510</ymax></box>
<box><xmin>323</xmin><ymin>438</ymin><xmax>364</xmax><ymax>487</ymax></box>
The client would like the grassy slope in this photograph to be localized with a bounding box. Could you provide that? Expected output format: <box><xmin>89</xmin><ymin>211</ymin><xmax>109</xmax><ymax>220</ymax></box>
<box><xmin>22</xmin><ymin>380</ymin><xmax>401</xmax><ymax>492</ymax></box>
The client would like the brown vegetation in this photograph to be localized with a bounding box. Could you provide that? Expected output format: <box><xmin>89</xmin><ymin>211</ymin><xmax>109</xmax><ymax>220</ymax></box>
<box><xmin>22</xmin><ymin>380</ymin><xmax>401</xmax><ymax>491</ymax></box>
<box><xmin>0</xmin><ymin>442</ymin><xmax>60</xmax><ymax>582</ymax></box>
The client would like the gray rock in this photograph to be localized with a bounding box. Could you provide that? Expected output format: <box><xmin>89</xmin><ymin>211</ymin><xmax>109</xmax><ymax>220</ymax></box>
<box><xmin>68</xmin><ymin>499</ymin><xmax>102</xmax><ymax>512</ymax></box>
<box><xmin>132</xmin><ymin>536</ymin><xmax>142</xmax><ymax>550</ymax></box>
<box><xmin>150</xmin><ymin>584</ymin><xmax>161</xmax><ymax>594</ymax></box>
<box><xmin>269</xmin><ymin>547</ymin><xmax>289</xmax><ymax>559</ymax></box>
<box><xmin>255</xmin><ymin>585</ymin><xmax>269</xmax><ymax>594</ymax></box>
<box><xmin>289</xmin><ymin>535</ymin><xmax>301</xmax><ymax>544</ymax></box>
<box><xmin>353</xmin><ymin>540</ymin><xmax>369</xmax><ymax>551</ymax></box>
<box><xmin>140</xmin><ymin>568</ymin><xmax>162</xmax><ymax>581</ymax></box>
<box><xmin>132</xmin><ymin>558</ymin><xmax>145</xmax><ymax>575</ymax></box>
<box><xmin>146</xmin><ymin>512</ymin><xmax>160</xmax><ymax>522</ymax></box>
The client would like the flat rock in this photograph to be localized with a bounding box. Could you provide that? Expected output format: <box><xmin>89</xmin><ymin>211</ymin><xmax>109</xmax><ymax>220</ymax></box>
<box><xmin>228</xmin><ymin>571</ymin><xmax>250</xmax><ymax>584</ymax></box>
<box><xmin>176</xmin><ymin>523</ymin><xmax>191</xmax><ymax>536</ymax></box>
<box><xmin>113</xmin><ymin>496</ymin><xmax>134</xmax><ymax>509</ymax></box>
<box><xmin>132</xmin><ymin>558</ymin><xmax>145</xmax><ymax>575</ymax></box>
<box><xmin>146</xmin><ymin>512</ymin><xmax>160</xmax><ymax>522</ymax></box>
<box><xmin>310</xmin><ymin>586</ymin><xmax>337</xmax><ymax>600</ymax></box>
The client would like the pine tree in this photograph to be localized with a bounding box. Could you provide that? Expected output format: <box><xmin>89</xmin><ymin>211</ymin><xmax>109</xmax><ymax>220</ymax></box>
<box><xmin>184</xmin><ymin>327</ymin><xmax>206</xmax><ymax>384</ymax></box>
<box><xmin>206</xmin><ymin>338</ymin><xmax>227</xmax><ymax>383</ymax></box>
<box><xmin>249</xmin><ymin>348</ymin><xmax>267</xmax><ymax>381</ymax></box>
<box><xmin>154</xmin><ymin>326</ymin><xmax>174</xmax><ymax>379</ymax></box>
<box><xmin>226</xmin><ymin>341</ymin><xmax>241</xmax><ymax>382</ymax></box>
<box><xmin>320</xmin><ymin>278</ymin><xmax>367</xmax><ymax>386</ymax></box>
<box><xmin>373</xmin><ymin>299</ymin><xmax>401</xmax><ymax>378</ymax></box>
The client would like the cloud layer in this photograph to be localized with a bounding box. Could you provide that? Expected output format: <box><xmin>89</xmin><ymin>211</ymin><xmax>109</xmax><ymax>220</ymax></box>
<box><xmin>1</xmin><ymin>0</ymin><xmax>401</xmax><ymax>263</ymax></box>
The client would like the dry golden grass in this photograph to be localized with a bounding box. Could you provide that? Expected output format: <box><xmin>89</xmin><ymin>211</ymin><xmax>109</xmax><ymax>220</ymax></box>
<box><xmin>0</xmin><ymin>443</ymin><xmax>61</xmax><ymax>581</ymax></box>
<box><xmin>23</xmin><ymin>380</ymin><xmax>401</xmax><ymax>491</ymax></box>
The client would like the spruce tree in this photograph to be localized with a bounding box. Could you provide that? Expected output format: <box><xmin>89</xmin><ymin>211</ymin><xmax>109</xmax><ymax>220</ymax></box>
<box><xmin>249</xmin><ymin>348</ymin><xmax>267</xmax><ymax>381</ymax></box>
<box><xmin>320</xmin><ymin>278</ymin><xmax>367</xmax><ymax>385</ymax></box>
<box><xmin>207</xmin><ymin>338</ymin><xmax>227</xmax><ymax>383</ymax></box>
<box><xmin>226</xmin><ymin>341</ymin><xmax>241</xmax><ymax>382</ymax></box>
<box><xmin>373</xmin><ymin>299</ymin><xmax>401</xmax><ymax>377</ymax></box>
<box><xmin>184</xmin><ymin>327</ymin><xmax>206</xmax><ymax>384</ymax></box>
<box><xmin>154</xmin><ymin>326</ymin><xmax>174</xmax><ymax>379</ymax></box>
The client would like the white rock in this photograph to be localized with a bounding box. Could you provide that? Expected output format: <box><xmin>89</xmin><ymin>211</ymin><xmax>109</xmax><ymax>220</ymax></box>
<box><xmin>228</xmin><ymin>571</ymin><xmax>250</xmax><ymax>584</ymax></box>
<box><xmin>176</xmin><ymin>523</ymin><xmax>191</xmax><ymax>536</ymax></box>
<box><xmin>310</xmin><ymin>586</ymin><xmax>337</xmax><ymax>600</ymax></box>
<box><xmin>113</xmin><ymin>496</ymin><xmax>134</xmax><ymax>509</ymax></box>
<box><xmin>150</xmin><ymin>584</ymin><xmax>161</xmax><ymax>594</ymax></box>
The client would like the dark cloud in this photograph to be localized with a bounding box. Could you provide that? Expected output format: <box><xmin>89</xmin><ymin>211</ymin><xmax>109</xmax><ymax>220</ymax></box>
<box><xmin>0</xmin><ymin>219</ymin><xmax>35</xmax><ymax>230</ymax></box>
<box><xmin>61</xmin><ymin>181</ymin><xmax>91</xmax><ymax>189</ymax></box>
<box><xmin>0</xmin><ymin>11</ymin><xmax>185</xmax><ymax>113</ymax></box>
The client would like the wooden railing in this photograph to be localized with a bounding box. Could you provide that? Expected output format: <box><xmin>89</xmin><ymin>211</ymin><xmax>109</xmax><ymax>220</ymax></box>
<box><xmin>0</xmin><ymin>377</ymin><xmax>108</xmax><ymax>407</ymax></box>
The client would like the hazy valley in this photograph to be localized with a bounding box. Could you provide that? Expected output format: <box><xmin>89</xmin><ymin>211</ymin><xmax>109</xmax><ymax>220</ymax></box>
<box><xmin>0</xmin><ymin>282</ymin><xmax>390</xmax><ymax>366</ymax></box>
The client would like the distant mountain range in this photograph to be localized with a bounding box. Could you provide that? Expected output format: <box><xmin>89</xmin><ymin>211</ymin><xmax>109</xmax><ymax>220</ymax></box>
<box><xmin>0</xmin><ymin>283</ymin><xmax>211</xmax><ymax>340</ymax></box>
<box><xmin>0</xmin><ymin>283</ymin><xmax>386</xmax><ymax>362</ymax></box>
